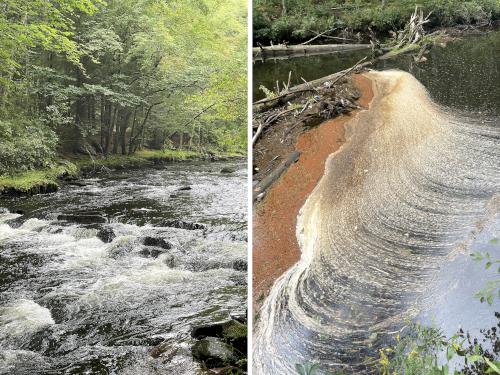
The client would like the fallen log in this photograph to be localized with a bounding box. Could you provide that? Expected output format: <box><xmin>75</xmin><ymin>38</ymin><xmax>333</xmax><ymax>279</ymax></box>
<box><xmin>253</xmin><ymin>43</ymin><xmax>371</xmax><ymax>61</ymax></box>
<box><xmin>253</xmin><ymin>151</ymin><xmax>301</xmax><ymax>201</ymax></box>
<box><xmin>253</xmin><ymin>56</ymin><xmax>370</xmax><ymax>113</ymax></box>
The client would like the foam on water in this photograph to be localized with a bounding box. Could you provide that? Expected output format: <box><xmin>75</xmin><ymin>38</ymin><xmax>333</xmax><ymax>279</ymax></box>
<box><xmin>0</xmin><ymin>300</ymin><xmax>55</xmax><ymax>346</ymax></box>
<box><xmin>254</xmin><ymin>71</ymin><xmax>500</xmax><ymax>374</ymax></box>
<box><xmin>0</xmin><ymin>160</ymin><xmax>247</xmax><ymax>374</ymax></box>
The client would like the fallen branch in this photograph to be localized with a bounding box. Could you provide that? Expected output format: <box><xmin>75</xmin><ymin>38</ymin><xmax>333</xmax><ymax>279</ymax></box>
<box><xmin>300</xmin><ymin>28</ymin><xmax>337</xmax><ymax>45</ymax></box>
<box><xmin>252</xmin><ymin>122</ymin><xmax>263</xmax><ymax>145</ymax></box>
<box><xmin>253</xmin><ymin>151</ymin><xmax>301</xmax><ymax>201</ymax></box>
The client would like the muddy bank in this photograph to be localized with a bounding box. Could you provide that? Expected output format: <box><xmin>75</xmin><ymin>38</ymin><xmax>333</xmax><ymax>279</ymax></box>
<box><xmin>252</xmin><ymin>74</ymin><xmax>374</xmax><ymax>313</ymax></box>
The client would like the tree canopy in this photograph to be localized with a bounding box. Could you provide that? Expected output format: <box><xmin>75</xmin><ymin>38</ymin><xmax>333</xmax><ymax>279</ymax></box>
<box><xmin>0</xmin><ymin>0</ymin><xmax>247</xmax><ymax>175</ymax></box>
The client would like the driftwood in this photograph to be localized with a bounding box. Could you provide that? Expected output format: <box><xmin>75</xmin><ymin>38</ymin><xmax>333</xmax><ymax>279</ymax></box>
<box><xmin>253</xmin><ymin>43</ymin><xmax>371</xmax><ymax>61</ymax></box>
<box><xmin>300</xmin><ymin>28</ymin><xmax>337</xmax><ymax>45</ymax></box>
<box><xmin>253</xmin><ymin>151</ymin><xmax>301</xmax><ymax>201</ymax></box>
<box><xmin>253</xmin><ymin>56</ymin><xmax>369</xmax><ymax>113</ymax></box>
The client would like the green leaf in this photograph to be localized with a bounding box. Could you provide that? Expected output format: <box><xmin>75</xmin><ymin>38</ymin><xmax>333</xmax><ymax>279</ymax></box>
<box><xmin>468</xmin><ymin>354</ymin><xmax>482</xmax><ymax>363</ymax></box>
<box><xmin>485</xmin><ymin>357</ymin><xmax>500</xmax><ymax>374</ymax></box>
<box><xmin>471</xmin><ymin>252</ymin><xmax>484</xmax><ymax>262</ymax></box>
<box><xmin>446</xmin><ymin>346</ymin><xmax>455</xmax><ymax>361</ymax></box>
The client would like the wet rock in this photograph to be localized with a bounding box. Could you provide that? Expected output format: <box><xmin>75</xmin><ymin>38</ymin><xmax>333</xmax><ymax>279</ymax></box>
<box><xmin>220</xmin><ymin>167</ymin><xmax>235</xmax><ymax>174</ymax></box>
<box><xmin>139</xmin><ymin>247</ymin><xmax>168</xmax><ymax>259</ymax></box>
<box><xmin>169</xmin><ymin>194</ymin><xmax>179</xmax><ymax>198</ymax></box>
<box><xmin>57</xmin><ymin>214</ymin><xmax>106</xmax><ymax>224</ymax></box>
<box><xmin>67</xmin><ymin>181</ymin><xmax>88</xmax><ymax>187</ymax></box>
<box><xmin>150</xmin><ymin>342</ymin><xmax>178</xmax><ymax>360</ymax></box>
<box><xmin>191</xmin><ymin>337</ymin><xmax>235</xmax><ymax>368</ymax></box>
<box><xmin>178</xmin><ymin>186</ymin><xmax>192</xmax><ymax>191</ymax></box>
<box><xmin>232</xmin><ymin>259</ymin><xmax>247</xmax><ymax>271</ymax></box>
<box><xmin>96</xmin><ymin>227</ymin><xmax>116</xmax><ymax>243</ymax></box>
<box><xmin>192</xmin><ymin>319</ymin><xmax>246</xmax><ymax>342</ymax></box>
<box><xmin>142</xmin><ymin>237</ymin><xmax>173</xmax><ymax>249</ymax></box>
<box><xmin>163</xmin><ymin>254</ymin><xmax>176</xmax><ymax>268</ymax></box>
<box><xmin>221</xmin><ymin>320</ymin><xmax>247</xmax><ymax>354</ymax></box>
<box><xmin>162</xmin><ymin>220</ymin><xmax>206</xmax><ymax>231</ymax></box>
<box><xmin>229</xmin><ymin>312</ymin><xmax>247</xmax><ymax>324</ymax></box>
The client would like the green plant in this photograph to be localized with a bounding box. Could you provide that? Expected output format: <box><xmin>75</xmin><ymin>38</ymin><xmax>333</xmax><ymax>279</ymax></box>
<box><xmin>471</xmin><ymin>241</ymin><xmax>500</xmax><ymax>305</ymax></box>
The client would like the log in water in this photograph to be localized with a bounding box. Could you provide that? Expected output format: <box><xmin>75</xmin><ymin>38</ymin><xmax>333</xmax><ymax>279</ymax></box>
<box><xmin>253</xmin><ymin>71</ymin><xmax>500</xmax><ymax>374</ymax></box>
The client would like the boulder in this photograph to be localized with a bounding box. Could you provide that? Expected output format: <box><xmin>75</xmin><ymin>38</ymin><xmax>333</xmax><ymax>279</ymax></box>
<box><xmin>191</xmin><ymin>337</ymin><xmax>235</xmax><ymax>368</ymax></box>
<box><xmin>232</xmin><ymin>259</ymin><xmax>247</xmax><ymax>271</ymax></box>
<box><xmin>220</xmin><ymin>167</ymin><xmax>235</xmax><ymax>174</ymax></box>
<box><xmin>57</xmin><ymin>214</ymin><xmax>106</xmax><ymax>224</ymax></box>
<box><xmin>96</xmin><ymin>227</ymin><xmax>116</xmax><ymax>243</ymax></box>
<box><xmin>142</xmin><ymin>237</ymin><xmax>173</xmax><ymax>249</ymax></box>
<box><xmin>178</xmin><ymin>186</ymin><xmax>192</xmax><ymax>191</ymax></box>
<box><xmin>162</xmin><ymin>220</ymin><xmax>206</xmax><ymax>231</ymax></box>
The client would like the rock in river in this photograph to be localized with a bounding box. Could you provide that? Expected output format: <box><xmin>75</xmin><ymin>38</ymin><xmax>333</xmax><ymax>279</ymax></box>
<box><xmin>192</xmin><ymin>337</ymin><xmax>236</xmax><ymax>368</ymax></box>
<box><xmin>142</xmin><ymin>236</ymin><xmax>173</xmax><ymax>249</ymax></box>
<box><xmin>57</xmin><ymin>214</ymin><xmax>106</xmax><ymax>224</ymax></box>
<box><xmin>96</xmin><ymin>227</ymin><xmax>116</xmax><ymax>243</ymax></box>
<box><xmin>162</xmin><ymin>220</ymin><xmax>206</xmax><ymax>230</ymax></box>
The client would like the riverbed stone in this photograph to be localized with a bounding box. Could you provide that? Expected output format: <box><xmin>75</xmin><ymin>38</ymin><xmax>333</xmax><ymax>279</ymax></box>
<box><xmin>220</xmin><ymin>167</ymin><xmax>235</xmax><ymax>174</ymax></box>
<box><xmin>232</xmin><ymin>259</ymin><xmax>247</xmax><ymax>271</ymax></box>
<box><xmin>142</xmin><ymin>236</ymin><xmax>173</xmax><ymax>249</ymax></box>
<box><xmin>178</xmin><ymin>186</ymin><xmax>192</xmax><ymax>191</ymax></box>
<box><xmin>162</xmin><ymin>220</ymin><xmax>206</xmax><ymax>230</ymax></box>
<box><xmin>191</xmin><ymin>337</ymin><xmax>235</xmax><ymax>368</ymax></box>
<box><xmin>57</xmin><ymin>214</ymin><xmax>106</xmax><ymax>224</ymax></box>
<box><xmin>96</xmin><ymin>227</ymin><xmax>116</xmax><ymax>243</ymax></box>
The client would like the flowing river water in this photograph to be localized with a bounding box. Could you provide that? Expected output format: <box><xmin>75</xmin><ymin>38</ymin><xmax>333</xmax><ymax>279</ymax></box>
<box><xmin>254</xmin><ymin>31</ymin><xmax>500</xmax><ymax>373</ymax></box>
<box><xmin>0</xmin><ymin>160</ymin><xmax>247</xmax><ymax>374</ymax></box>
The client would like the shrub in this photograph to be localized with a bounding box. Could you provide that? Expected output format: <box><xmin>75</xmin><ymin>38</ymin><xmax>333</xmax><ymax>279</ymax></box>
<box><xmin>0</xmin><ymin>119</ymin><xmax>58</xmax><ymax>176</ymax></box>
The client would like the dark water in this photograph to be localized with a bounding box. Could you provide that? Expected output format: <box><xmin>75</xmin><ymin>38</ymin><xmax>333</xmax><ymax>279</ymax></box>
<box><xmin>0</xmin><ymin>160</ymin><xmax>247</xmax><ymax>374</ymax></box>
<box><xmin>253</xmin><ymin>32</ymin><xmax>500</xmax><ymax>374</ymax></box>
<box><xmin>253</xmin><ymin>31</ymin><xmax>500</xmax><ymax>115</ymax></box>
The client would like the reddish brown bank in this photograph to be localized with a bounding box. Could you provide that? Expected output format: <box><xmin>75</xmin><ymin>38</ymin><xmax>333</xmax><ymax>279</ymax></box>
<box><xmin>252</xmin><ymin>74</ymin><xmax>374</xmax><ymax>313</ymax></box>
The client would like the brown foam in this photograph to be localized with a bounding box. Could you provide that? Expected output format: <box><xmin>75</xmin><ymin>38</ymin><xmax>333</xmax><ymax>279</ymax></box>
<box><xmin>252</xmin><ymin>74</ymin><xmax>374</xmax><ymax>312</ymax></box>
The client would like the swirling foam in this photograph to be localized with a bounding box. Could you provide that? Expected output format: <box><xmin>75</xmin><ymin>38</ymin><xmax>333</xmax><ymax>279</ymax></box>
<box><xmin>254</xmin><ymin>71</ymin><xmax>500</xmax><ymax>374</ymax></box>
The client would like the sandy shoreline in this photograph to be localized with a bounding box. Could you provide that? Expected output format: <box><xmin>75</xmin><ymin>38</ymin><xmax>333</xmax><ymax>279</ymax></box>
<box><xmin>252</xmin><ymin>74</ymin><xmax>374</xmax><ymax>314</ymax></box>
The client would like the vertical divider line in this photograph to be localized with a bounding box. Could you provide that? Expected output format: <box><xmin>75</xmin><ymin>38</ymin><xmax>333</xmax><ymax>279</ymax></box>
<box><xmin>247</xmin><ymin>0</ymin><xmax>254</xmax><ymax>372</ymax></box>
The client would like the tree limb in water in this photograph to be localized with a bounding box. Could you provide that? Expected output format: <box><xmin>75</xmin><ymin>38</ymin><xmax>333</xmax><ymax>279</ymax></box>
<box><xmin>300</xmin><ymin>28</ymin><xmax>337</xmax><ymax>45</ymax></box>
<box><xmin>253</xmin><ymin>56</ymin><xmax>369</xmax><ymax>111</ymax></box>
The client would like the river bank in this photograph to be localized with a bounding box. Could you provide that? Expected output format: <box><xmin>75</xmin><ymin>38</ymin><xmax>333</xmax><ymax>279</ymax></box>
<box><xmin>0</xmin><ymin>150</ymin><xmax>244</xmax><ymax>197</ymax></box>
<box><xmin>252</xmin><ymin>73</ymin><xmax>374</xmax><ymax>314</ymax></box>
<box><xmin>253</xmin><ymin>0</ymin><xmax>499</xmax><ymax>45</ymax></box>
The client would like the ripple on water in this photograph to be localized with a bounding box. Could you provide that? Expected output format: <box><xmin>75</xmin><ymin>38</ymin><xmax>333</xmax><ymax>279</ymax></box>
<box><xmin>254</xmin><ymin>71</ymin><xmax>500</xmax><ymax>374</ymax></box>
<box><xmin>0</xmin><ymin>161</ymin><xmax>247</xmax><ymax>374</ymax></box>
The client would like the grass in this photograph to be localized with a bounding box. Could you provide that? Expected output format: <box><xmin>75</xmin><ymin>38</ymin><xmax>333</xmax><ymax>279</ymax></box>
<box><xmin>0</xmin><ymin>161</ymin><xmax>78</xmax><ymax>193</ymax></box>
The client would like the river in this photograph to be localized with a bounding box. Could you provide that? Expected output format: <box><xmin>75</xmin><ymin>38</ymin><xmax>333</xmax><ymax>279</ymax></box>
<box><xmin>0</xmin><ymin>160</ymin><xmax>247</xmax><ymax>374</ymax></box>
<box><xmin>253</xmin><ymin>31</ymin><xmax>500</xmax><ymax>374</ymax></box>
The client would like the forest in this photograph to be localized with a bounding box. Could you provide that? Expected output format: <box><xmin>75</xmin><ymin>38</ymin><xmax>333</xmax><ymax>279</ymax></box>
<box><xmin>253</xmin><ymin>0</ymin><xmax>500</xmax><ymax>44</ymax></box>
<box><xmin>0</xmin><ymin>0</ymin><xmax>247</xmax><ymax>179</ymax></box>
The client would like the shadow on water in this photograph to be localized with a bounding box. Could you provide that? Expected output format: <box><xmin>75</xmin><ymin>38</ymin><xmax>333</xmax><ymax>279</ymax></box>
<box><xmin>0</xmin><ymin>160</ymin><xmax>247</xmax><ymax>375</ymax></box>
